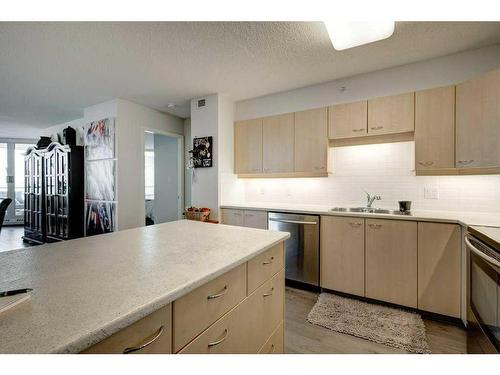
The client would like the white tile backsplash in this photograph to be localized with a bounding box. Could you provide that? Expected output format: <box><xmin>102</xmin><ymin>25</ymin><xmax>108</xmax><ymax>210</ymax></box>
<box><xmin>223</xmin><ymin>142</ymin><xmax>500</xmax><ymax>213</ymax></box>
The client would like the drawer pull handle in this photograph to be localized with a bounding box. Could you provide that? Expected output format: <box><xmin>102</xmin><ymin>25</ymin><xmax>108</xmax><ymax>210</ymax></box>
<box><xmin>263</xmin><ymin>287</ymin><xmax>275</xmax><ymax>297</ymax></box>
<box><xmin>368</xmin><ymin>223</ymin><xmax>382</xmax><ymax>229</ymax></box>
<box><xmin>122</xmin><ymin>325</ymin><xmax>164</xmax><ymax>354</ymax></box>
<box><xmin>457</xmin><ymin>159</ymin><xmax>474</xmax><ymax>165</ymax></box>
<box><xmin>207</xmin><ymin>285</ymin><xmax>228</xmax><ymax>300</ymax></box>
<box><xmin>349</xmin><ymin>222</ymin><xmax>362</xmax><ymax>227</ymax></box>
<box><xmin>262</xmin><ymin>256</ymin><xmax>275</xmax><ymax>265</ymax></box>
<box><xmin>208</xmin><ymin>328</ymin><xmax>229</xmax><ymax>347</ymax></box>
<box><xmin>417</xmin><ymin>161</ymin><xmax>434</xmax><ymax>166</ymax></box>
<box><xmin>269</xmin><ymin>344</ymin><xmax>276</xmax><ymax>354</ymax></box>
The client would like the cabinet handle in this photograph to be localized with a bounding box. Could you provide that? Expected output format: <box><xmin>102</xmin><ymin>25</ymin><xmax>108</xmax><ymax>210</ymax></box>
<box><xmin>207</xmin><ymin>285</ymin><xmax>228</xmax><ymax>300</ymax></box>
<box><xmin>263</xmin><ymin>287</ymin><xmax>275</xmax><ymax>297</ymax></box>
<box><xmin>368</xmin><ymin>223</ymin><xmax>382</xmax><ymax>229</ymax></box>
<box><xmin>370</xmin><ymin>126</ymin><xmax>384</xmax><ymax>130</ymax></box>
<box><xmin>417</xmin><ymin>161</ymin><xmax>434</xmax><ymax>167</ymax></box>
<box><xmin>352</xmin><ymin>128</ymin><xmax>365</xmax><ymax>132</ymax></box>
<box><xmin>314</xmin><ymin>166</ymin><xmax>324</xmax><ymax>170</ymax></box>
<box><xmin>245</xmin><ymin>213</ymin><xmax>254</xmax><ymax>217</ymax></box>
<box><xmin>264</xmin><ymin>168</ymin><xmax>271</xmax><ymax>172</ymax></box>
<box><xmin>349</xmin><ymin>222</ymin><xmax>362</xmax><ymax>227</ymax></box>
<box><xmin>208</xmin><ymin>328</ymin><xmax>229</xmax><ymax>347</ymax></box>
<box><xmin>269</xmin><ymin>344</ymin><xmax>276</xmax><ymax>354</ymax></box>
<box><xmin>457</xmin><ymin>159</ymin><xmax>474</xmax><ymax>165</ymax></box>
<box><xmin>122</xmin><ymin>325</ymin><xmax>165</xmax><ymax>354</ymax></box>
<box><xmin>263</xmin><ymin>256</ymin><xmax>275</xmax><ymax>265</ymax></box>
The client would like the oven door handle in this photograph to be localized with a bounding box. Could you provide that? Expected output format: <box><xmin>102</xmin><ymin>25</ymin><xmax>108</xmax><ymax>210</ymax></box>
<box><xmin>465</xmin><ymin>235</ymin><xmax>500</xmax><ymax>268</ymax></box>
<box><xmin>268</xmin><ymin>218</ymin><xmax>318</xmax><ymax>225</ymax></box>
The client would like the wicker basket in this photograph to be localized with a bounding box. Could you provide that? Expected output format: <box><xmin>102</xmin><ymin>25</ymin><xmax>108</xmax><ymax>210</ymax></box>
<box><xmin>184</xmin><ymin>209</ymin><xmax>211</xmax><ymax>222</ymax></box>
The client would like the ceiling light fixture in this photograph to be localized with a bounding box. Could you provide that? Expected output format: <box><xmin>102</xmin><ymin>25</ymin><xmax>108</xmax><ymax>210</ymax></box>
<box><xmin>324</xmin><ymin>21</ymin><xmax>395</xmax><ymax>51</ymax></box>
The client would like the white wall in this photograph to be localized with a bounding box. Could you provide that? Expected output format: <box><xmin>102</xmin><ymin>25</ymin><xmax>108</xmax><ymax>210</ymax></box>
<box><xmin>190</xmin><ymin>94</ymin><xmax>220</xmax><ymax>219</ymax></box>
<box><xmin>115</xmin><ymin>99</ymin><xmax>184</xmax><ymax>230</ymax></box>
<box><xmin>225</xmin><ymin>44</ymin><xmax>500</xmax><ymax>214</ymax></box>
<box><xmin>236</xmin><ymin>43</ymin><xmax>500</xmax><ymax>120</ymax></box>
<box><xmin>184</xmin><ymin>118</ymin><xmax>192</xmax><ymax>207</ymax></box>
<box><xmin>154</xmin><ymin>134</ymin><xmax>179</xmax><ymax>223</ymax></box>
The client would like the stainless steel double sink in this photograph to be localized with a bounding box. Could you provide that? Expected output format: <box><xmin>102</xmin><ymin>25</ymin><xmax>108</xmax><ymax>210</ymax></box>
<box><xmin>330</xmin><ymin>207</ymin><xmax>411</xmax><ymax>215</ymax></box>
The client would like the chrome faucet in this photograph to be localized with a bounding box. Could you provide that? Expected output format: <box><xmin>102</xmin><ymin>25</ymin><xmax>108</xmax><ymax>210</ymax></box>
<box><xmin>364</xmin><ymin>191</ymin><xmax>381</xmax><ymax>208</ymax></box>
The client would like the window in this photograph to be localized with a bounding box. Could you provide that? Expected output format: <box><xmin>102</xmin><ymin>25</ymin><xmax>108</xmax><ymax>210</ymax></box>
<box><xmin>145</xmin><ymin>150</ymin><xmax>155</xmax><ymax>200</ymax></box>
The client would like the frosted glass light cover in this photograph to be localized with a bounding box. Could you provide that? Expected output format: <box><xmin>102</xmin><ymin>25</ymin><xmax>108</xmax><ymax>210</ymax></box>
<box><xmin>325</xmin><ymin>21</ymin><xmax>395</xmax><ymax>51</ymax></box>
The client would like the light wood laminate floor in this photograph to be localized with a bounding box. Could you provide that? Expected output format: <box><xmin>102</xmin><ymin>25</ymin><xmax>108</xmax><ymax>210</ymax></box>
<box><xmin>285</xmin><ymin>287</ymin><xmax>467</xmax><ymax>354</ymax></box>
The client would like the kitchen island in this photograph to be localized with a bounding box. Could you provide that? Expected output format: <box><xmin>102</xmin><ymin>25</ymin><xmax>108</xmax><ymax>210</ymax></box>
<box><xmin>0</xmin><ymin>220</ymin><xmax>289</xmax><ymax>354</ymax></box>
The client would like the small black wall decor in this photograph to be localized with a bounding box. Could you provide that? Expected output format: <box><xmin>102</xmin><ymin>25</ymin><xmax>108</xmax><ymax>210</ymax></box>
<box><xmin>191</xmin><ymin>136</ymin><xmax>213</xmax><ymax>168</ymax></box>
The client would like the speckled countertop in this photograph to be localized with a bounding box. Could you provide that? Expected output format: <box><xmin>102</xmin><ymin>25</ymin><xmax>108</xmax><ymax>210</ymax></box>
<box><xmin>221</xmin><ymin>203</ymin><xmax>500</xmax><ymax>227</ymax></box>
<box><xmin>0</xmin><ymin>220</ymin><xmax>289</xmax><ymax>354</ymax></box>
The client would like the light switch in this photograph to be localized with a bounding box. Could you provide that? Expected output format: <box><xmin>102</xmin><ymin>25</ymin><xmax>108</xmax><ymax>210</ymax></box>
<box><xmin>424</xmin><ymin>186</ymin><xmax>439</xmax><ymax>200</ymax></box>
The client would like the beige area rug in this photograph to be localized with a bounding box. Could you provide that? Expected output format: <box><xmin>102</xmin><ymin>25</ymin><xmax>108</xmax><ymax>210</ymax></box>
<box><xmin>307</xmin><ymin>293</ymin><xmax>431</xmax><ymax>354</ymax></box>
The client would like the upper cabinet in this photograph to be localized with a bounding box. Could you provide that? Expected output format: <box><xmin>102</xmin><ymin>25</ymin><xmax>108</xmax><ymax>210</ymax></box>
<box><xmin>295</xmin><ymin>108</ymin><xmax>328</xmax><ymax>173</ymax></box>
<box><xmin>328</xmin><ymin>101</ymin><xmax>367</xmax><ymax>139</ymax></box>
<box><xmin>456</xmin><ymin>68</ymin><xmax>500</xmax><ymax>169</ymax></box>
<box><xmin>368</xmin><ymin>92</ymin><xmax>415</xmax><ymax>135</ymax></box>
<box><xmin>263</xmin><ymin>113</ymin><xmax>295</xmax><ymax>173</ymax></box>
<box><xmin>234</xmin><ymin>119</ymin><xmax>263</xmax><ymax>174</ymax></box>
<box><xmin>415</xmin><ymin>86</ymin><xmax>456</xmax><ymax>173</ymax></box>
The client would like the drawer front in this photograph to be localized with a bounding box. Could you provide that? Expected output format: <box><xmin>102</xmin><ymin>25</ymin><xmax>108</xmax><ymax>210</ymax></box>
<box><xmin>173</xmin><ymin>263</ymin><xmax>247</xmax><ymax>352</ymax></box>
<box><xmin>83</xmin><ymin>304</ymin><xmax>172</xmax><ymax>354</ymax></box>
<box><xmin>221</xmin><ymin>209</ymin><xmax>244</xmax><ymax>226</ymax></box>
<box><xmin>247</xmin><ymin>242</ymin><xmax>284</xmax><ymax>294</ymax></box>
<box><xmin>243</xmin><ymin>210</ymin><xmax>268</xmax><ymax>229</ymax></box>
<box><xmin>258</xmin><ymin>321</ymin><xmax>284</xmax><ymax>354</ymax></box>
<box><xmin>179</xmin><ymin>269</ymin><xmax>284</xmax><ymax>354</ymax></box>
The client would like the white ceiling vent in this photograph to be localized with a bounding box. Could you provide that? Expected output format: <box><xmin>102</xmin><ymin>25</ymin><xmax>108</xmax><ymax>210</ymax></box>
<box><xmin>197</xmin><ymin>99</ymin><xmax>206</xmax><ymax>108</ymax></box>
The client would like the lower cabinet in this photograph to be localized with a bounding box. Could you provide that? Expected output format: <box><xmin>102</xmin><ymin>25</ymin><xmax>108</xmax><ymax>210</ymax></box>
<box><xmin>320</xmin><ymin>216</ymin><xmax>365</xmax><ymax>296</ymax></box>
<box><xmin>83</xmin><ymin>304</ymin><xmax>172</xmax><ymax>354</ymax></box>
<box><xmin>221</xmin><ymin>208</ymin><xmax>268</xmax><ymax>229</ymax></box>
<box><xmin>320</xmin><ymin>216</ymin><xmax>462</xmax><ymax>317</ymax></box>
<box><xmin>365</xmin><ymin>219</ymin><xmax>418</xmax><ymax>308</ymax></box>
<box><xmin>82</xmin><ymin>242</ymin><xmax>284</xmax><ymax>354</ymax></box>
<box><xmin>417</xmin><ymin>222</ymin><xmax>461</xmax><ymax>318</ymax></box>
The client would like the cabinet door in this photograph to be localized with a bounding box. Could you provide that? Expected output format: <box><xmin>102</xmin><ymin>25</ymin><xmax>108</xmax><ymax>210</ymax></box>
<box><xmin>415</xmin><ymin>86</ymin><xmax>456</xmax><ymax>171</ymax></box>
<box><xmin>263</xmin><ymin>113</ymin><xmax>294</xmax><ymax>173</ymax></box>
<box><xmin>220</xmin><ymin>209</ymin><xmax>244</xmax><ymax>226</ymax></box>
<box><xmin>456</xmin><ymin>68</ymin><xmax>500</xmax><ymax>168</ymax></box>
<box><xmin>321</xmin><ymin>216</ymin><xmax>365</xmax><ymax>296</ymax></box>
<box><xmin>234</xmin><ymin>119</ymin><xmax>263</xmax><ymax>174</ymax></box>
<box><xmin>328</xmin><ymin>101</ymin><xmax>368</xmax><ymax>139</ymax></box>
<box><xmin>366</xmin><ymin>219</ymin><xmax>417</xmax><ymax>308</ymax></box>
<box><xmin>294</xmin><ymin>107</ymin><xmax>328</xmax><ymax>172</ymax></box>
<box><xmin>418</xmin><ymin>222</ymin><xmax>461</xmax><ymax>318</ymax></box>
<box><xmin>368</xmin><ymin>92</ymin><xmax>415</xmax><ymax>135</ymax></box>
<box><xmin>243</xmin><ymin>210</ymin><xmax>268</xmax><ymax>229</ymax></box>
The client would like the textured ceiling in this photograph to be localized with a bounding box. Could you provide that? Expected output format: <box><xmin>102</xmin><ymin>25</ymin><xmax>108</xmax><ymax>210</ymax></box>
<box><xmin>1</xmin><ymin>21</ymin><xmax>500</xmax><ymax>130</ymax></box>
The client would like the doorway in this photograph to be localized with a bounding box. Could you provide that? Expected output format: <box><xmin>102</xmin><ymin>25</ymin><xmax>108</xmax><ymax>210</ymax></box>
<box><xmin>144</xmin><ymin>131</ymin><xmax>184</xmax><ymax>225</ymax></box>
<box><xmin>0</xmin><ymin>139</ymin><xmax>36</xmax><ymax>225</ymax></box>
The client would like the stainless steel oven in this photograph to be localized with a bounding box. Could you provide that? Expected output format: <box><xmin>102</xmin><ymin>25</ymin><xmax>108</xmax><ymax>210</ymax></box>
<box><xmin>465</xmin><ymin>229</ymin><xmax>500</xmax><ymax>354</ymax></box>
<box><xmin>268</xmin><ymin>212</ymin><xmax>319</xmax><ymax>289</ymax></box>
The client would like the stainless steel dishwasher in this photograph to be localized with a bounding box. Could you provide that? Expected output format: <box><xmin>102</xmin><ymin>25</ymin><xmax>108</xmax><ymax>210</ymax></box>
<box><xmin>268</xmin><ymin>212</ymin><xmax>320</xmax><ymax>289</ymax></box>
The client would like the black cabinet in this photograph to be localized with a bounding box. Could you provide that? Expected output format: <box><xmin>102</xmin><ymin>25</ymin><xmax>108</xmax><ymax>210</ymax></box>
<box><xmin>23</xmin><ymin>143</ymin><xmax>84</xmax><ymax>244</ymax></box>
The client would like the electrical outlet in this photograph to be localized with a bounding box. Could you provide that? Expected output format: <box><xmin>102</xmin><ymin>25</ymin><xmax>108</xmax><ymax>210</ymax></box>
<box><xmin>424</xmin><ymin>186</ymin><xmax>439</xmax><ymax>200</ymax></box>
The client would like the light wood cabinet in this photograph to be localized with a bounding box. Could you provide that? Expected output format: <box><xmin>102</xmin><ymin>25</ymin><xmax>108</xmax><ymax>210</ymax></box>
<box><xmin>456</xmin><ymin>68</ymin><xmax>500</xmax><ymax>169</ymax></box>
<box><xmin>221</xmin><ymin>208</ymin><xmax>267</xmax><ymax>229</ymax></box>
<box><xmin>368</xmin><ymin>92</ymin><xmax>415</xmax><ymax>135</ymax></box>
<box><xmin>234</xmin><ymin>119</ymin><xmax>263</xmax><ymax>174</ymax></box>
<box><xmin>320</xmin><ymin>216</ymin><xmax>365</xmax><ymax>296</ymax></box>
<box><xmin>294</xmin><ymin>107</ymin><xmax>328</xmax><ymax>172</ymax></box>
<box><xmin>415</xmin><ymin>86</ymin><xmax>456</xmax><ymax>172</ymax></box>
<box><xmin>247</xmin><ymin>242</ymin><xmax>284</xmax><ymax>294</ymax></box>
<box><xmin>243</xmin><ymin>210</ymin><xmax>268</xmax><ymax>229</ymax></box>
<box><xmin>328</xmin><ymin>101</ymin><xmax>368</xmax><ymax>139</ymax></box>
<box><xmin>365</xmin><ymin>219</ymin><xmax>418</xmax><ymax>308</ymax></box>
<box><xmin>263</xmin><ymin>113</ymin><xmax>295</xmax><ymax>173</ymax></box>
<box><xmin>220</xmin><ymin>208</ymin><xmax>244</xmax><ymax>226</ymax></box>
<box><xmin>258</xmin><ymin>321</ymin><xmax>284</xmax><ymax>354</ymax></box>
<box><xmin>418</xmin><ymin>222</ymin><xmax>461</xmax><ymax>318</ymax></box>
<box><xmin>173</xmin><ymin>263</ymin><xmax>247</xmax><ymax>352</ymax></box>
<box><xmin>83</xmin><ymin>304</ymin><xmax>172</xmax><ymax>354</ymax></box>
